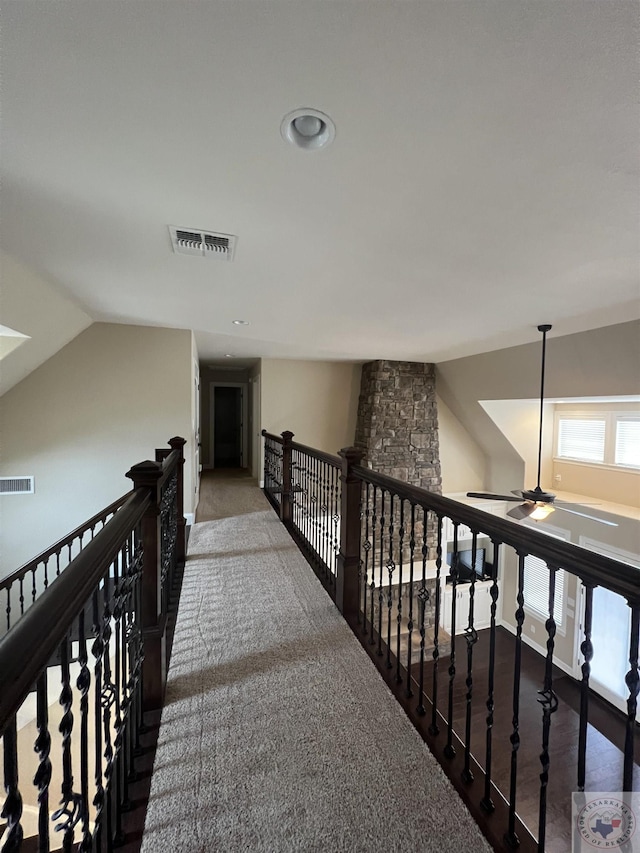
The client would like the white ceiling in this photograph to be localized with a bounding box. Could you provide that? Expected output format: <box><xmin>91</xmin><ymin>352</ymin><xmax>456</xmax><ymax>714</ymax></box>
<box><xmin>2</xmin><ymin>1</ymin><xmax>638</xmax><ymax>365</ymax></box>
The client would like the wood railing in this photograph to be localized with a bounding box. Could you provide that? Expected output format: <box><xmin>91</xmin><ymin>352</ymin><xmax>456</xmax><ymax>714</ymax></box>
<box><xmin>0</xmin><ymin>437</ymin><xmax>186</xmax><ymax>853</ymax></box>
<box><xmin>263</xmin><ymin>432</ymin><xmax>640</xmax><ymax>853</ymax></box>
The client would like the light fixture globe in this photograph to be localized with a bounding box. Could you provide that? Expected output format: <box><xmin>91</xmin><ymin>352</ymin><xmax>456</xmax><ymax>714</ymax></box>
<box><xmin>281</xmin><ymin>108</ymin><xmax>335</xmax><ymax>151</ymax></box>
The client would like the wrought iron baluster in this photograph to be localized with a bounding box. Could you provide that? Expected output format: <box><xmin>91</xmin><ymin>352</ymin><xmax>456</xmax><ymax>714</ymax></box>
<box><xmin>623</xmin><ymin>600</ymin><xmax>640</xmax><ymax>792</ymax></box>
<box><xmin>362</xmin><ymin>482</ymin><xmax>371</xmax><ymax>631</ymax></box>
<box><xmin>429</xmin><ymin>514</ymin><xmax>443</xmax><ymax>734</ymax></box>
<box><xmin>377</xmin><ymin>490</ymin><xmax>386</xmax><ymax>658</ymax></box>
<box><xmin>101</xmin><ymin>566</ymin><xmax>117</xmax><ymax>847</ymax></box>
<box><xmin>43</xmin><ymin>557</ymin><xmax>49</xmax><ymax>590</ymax></box>
<box><xmin>91</xmin><ymin>588</ymin><xmax>105</xmax><ymax>850</ymax></box>
<box><xmin>332</xmin><ymin>464</ymin><xmax>340</xmax><ymax>580</ymax></box>
<box><xmin>112</xmin><ymin>548</ymin><xmax>126</xmax><ymax>845</ymax></box>
<box><xmin>76</xmin><ymin>608</ymin><xmax>92</xmax><ymax>852</ymax></box>
<box><xmin>445</xmin><ymin>522</ymin><xmax>459</xmax><ymax>758</ymax></box>
<box><xmin>577</xmin><ymin>582</ymin><xmax>594</xmax><ymax>793</ymax></box>
<box><xmin>481</xmin><ymin>540</ymin><xmax>501</xmax><ymax>814</ymax></box>
<box><xmin>32</xmin><ymin>569</ymin><xmax>37</xmax><ymax>605</ymax></box>
<box><xmin>537</xmin><ymin>562</ymin><xmax>559</xmax><ymax>852</ymax></box>
<box><xmin>505</xmin><ymin>551</ymin><xmax>526</xmax><ymax>850</ymax></box>
<box><xmin>417</xmin><ymin>507</ymin><xmax>429</xmax><ymax>717</ymax></box>
<box><xmin>56</xmin><ymin>551</ymin><xmax>61</xmax><ymax>578</ymax></box>
<box><xmin>462</xmin><ymin>532</ymin><xmax>479</xmax><ymax>783</ymax></box>
<box><xmin>405</xmin><ymin>503</ymin><xmax>416</xmax><ymax>698</ymax></box>
<box><xmin>1</xmin><ymin>716</ymin><xmax>23</xmax><ymax>853</ymax></box>
<box><xmin>33</xmin><ymin>670</ymin><xmax>52</xmax><ymax>852</ymax></box>
<box><xmin>5</xmin><ymin>583</ymin><xmax>11</xmax><ymax>632</ymax></box>
<box><xmin>18</xmin><ymin>578</ymin><xmax>24</xmax><ymax>617</ymax></box>
<box><xmin>386</xmin><ymin>493</ymin><xmax>395</xmax><ymax>670</ymax></box>
<box><xmin>52</xmin><ymin>631</ymin><xmax>81</xmax><ymax>852</ymax></box>
<box><xmin>369</xmin><ymin>485</ymin><xmax>378</xmax><ymax>646</ymax></box>
<box><xmin>395</xmin><ymin>499</ymin><xmax>404</xmax><ymax>683</ymax></box>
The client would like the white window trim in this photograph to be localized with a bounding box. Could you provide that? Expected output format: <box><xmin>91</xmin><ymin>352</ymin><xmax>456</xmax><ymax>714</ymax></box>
<box><xmin>553</xmin><ymin>409</ymin><xmax>640</xmax><ymax>472</ymax></box>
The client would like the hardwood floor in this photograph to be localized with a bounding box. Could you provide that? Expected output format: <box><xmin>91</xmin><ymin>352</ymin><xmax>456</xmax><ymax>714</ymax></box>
<box><xmin>410</xmin><ymin>626</ymin><xmax>640</xmax><ymax>853</ymax></box>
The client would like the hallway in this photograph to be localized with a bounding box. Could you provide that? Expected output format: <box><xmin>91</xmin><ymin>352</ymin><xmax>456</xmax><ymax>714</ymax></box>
<box><xmin>141</xmin><ymin>472</ymin><xmax>492</xmax><ymax>852</ymax></box>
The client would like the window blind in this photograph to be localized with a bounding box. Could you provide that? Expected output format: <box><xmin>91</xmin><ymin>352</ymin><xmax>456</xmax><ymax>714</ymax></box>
<box><xmin>615</xmin><ymin>418</ymin><xmax>640</xmax><ymax>468</ymax></box>
<box><xmin>524</xmin><ymin>555</ymin><xmax>564</xmax><ymax>626</ymax></box>
<box><xmin>557</xmin><ymin>418</ymin><xmax>606</xmax><ymax>463</ymax></box>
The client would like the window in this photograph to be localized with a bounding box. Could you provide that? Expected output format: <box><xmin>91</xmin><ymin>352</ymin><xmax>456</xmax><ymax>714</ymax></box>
<box><xmin>615</xmin><ymin>418</ymin><xmax>640</xmax><ymax>468</ymax></box>
<box><xmin>523</xmin><ymin>555</ymin><xmax>565</xmax><ymax>627</ymax></box>
<box><xmin>557</xmin><ymin>417</ymin><xmax>605</xmax><ymax>463</ymax></box>
<box><xmin>555</xmin><ymin>410</ymin><xmax>640</xmax><ymax>470</ymax></box>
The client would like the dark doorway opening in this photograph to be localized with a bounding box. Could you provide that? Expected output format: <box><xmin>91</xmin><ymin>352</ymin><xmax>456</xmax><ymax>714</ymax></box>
<box><xmin>214</xmin><ymin>386</ymin><xmax>243</xmax><ymax>468</ymax></box>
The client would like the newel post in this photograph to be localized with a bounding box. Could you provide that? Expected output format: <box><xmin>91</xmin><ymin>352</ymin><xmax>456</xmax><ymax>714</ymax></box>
<box><xmin>336</xmin><ymin>446</ymin><xmax>364</xmax><ymax>617</ymax></box>
<box><xmin>168</xmin><ymin>436</ymin><xmax>187</xmax><ymax>567</ymax></box>
<box><xmin>126</xmin><ymin>460</ymin><xmax>166</xmax><ymax>712</ymax></box>
<box><xmin>281</xmin><ymin>430</ymin><xmax>294</xmax><ymax>527</ymax></box>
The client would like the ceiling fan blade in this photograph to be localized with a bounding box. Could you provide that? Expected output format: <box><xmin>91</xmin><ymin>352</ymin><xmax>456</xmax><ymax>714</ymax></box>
<box><xmin>507</xmin><ymin>503</ymin><xmax>535</xmax><ymax>521</ymax></box>
<box><xmin>555</xmin><ymin>500</ymin><xmax>602</xmax><ymax>507</ymax></box>
<box><xmin>510</xmin><ymin>490</ymin><xmax>526</xmax><ymax>498</ymax></box>
<box><xmin>553</xmin><ymin>506</ymin><xmax>618</xmax><ymax>527</ymax></box>
<box><xmin>467</xmin><ymin>491</ymin><xmax>523</xmax><ymax>502</ymax></box>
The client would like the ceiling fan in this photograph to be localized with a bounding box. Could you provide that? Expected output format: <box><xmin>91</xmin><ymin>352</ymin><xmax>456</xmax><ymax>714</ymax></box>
<box><xmin>467</xmin><ymin>324</ymin><xmax>618</xmax><ymax>528</ymax></box>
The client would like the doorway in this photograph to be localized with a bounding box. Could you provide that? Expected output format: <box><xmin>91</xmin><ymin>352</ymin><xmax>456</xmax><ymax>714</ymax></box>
<box><xmin>212</xmin><ymin>385</ymin><xmax>246</xmax><ymax>468</ymax></box>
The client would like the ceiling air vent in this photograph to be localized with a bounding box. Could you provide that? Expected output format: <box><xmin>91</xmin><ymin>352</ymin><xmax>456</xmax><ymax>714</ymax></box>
<box><xmin>0</xmin><ymin>476</ymin><xmax>34</xmax><ymax>495</ymax></box>
<box><xmin>169</xmin><ymin>227</ymin><xmax>237</xmax><ymax>261</ymax></box>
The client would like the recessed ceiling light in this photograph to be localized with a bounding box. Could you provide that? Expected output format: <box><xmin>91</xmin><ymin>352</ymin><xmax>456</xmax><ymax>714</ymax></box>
<box><xmin>232</xmin><ymin>319</ymin><xmax>249</xmax><ymax>325</ymax></box>
<box><xmin>281</xmin><ymin>108</ymin><xmax>336</xmax><ymax>151</ymax></box>
<box><xmin>225</xmin><ymin>354</ymin><xmax>234</xmax><ymax>358</ymax></box>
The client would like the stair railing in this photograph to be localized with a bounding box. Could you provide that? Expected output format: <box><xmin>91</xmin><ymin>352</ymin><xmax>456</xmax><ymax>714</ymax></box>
<box><xmin>0</xmin><ymin>437</ymin><xmax>186</xmax><ymax>853</ymax></box>
<box><xmin>263</xmin><ymin>431</ymin><xmax>640</xmax><ymax>853</ymax></box>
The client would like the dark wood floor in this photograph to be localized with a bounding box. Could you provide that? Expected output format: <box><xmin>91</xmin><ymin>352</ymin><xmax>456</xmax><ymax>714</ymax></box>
<box><xmin>410</xmin><ymin>626</ymin><xmax>640</xmax><ymax>853</ymax></box>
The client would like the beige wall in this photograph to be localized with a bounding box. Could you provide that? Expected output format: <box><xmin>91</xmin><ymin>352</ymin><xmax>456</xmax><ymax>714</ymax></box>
<box><xmin>0</xmin><ymin>323</ymin><xmax>193</xmax><ymax>576</ymax></box>
<box><xmin>437</xmin><ymin>395</ymin><xmax>486</xmax><ymax>493</ymax></box>
<box><xmin>0</xmin><ymin>251</ymin><xmax>93</xmax><ymax>397</ymax></box>
<box><xmin>261</xmin><ymin>359</ymin><xmax>361</xmax><ymax>455</ymax></box>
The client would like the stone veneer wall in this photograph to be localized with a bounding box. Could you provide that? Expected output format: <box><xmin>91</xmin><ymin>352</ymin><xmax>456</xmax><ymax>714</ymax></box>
<box><xmin>354</xmin><ymin>360</ymin><xmax>442</xmax><ymax>494</ymax></box>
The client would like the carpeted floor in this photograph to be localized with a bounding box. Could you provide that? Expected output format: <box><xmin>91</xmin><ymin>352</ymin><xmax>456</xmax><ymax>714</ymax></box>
<box><xmin>141</xmin><ymin>473</ymin><xmax>492</xmax><ymax>853</ymax></box>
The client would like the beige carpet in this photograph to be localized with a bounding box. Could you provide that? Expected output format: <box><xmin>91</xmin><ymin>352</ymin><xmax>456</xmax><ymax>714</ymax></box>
<box><xmin>141</xmin><ymin>476</ymin><xmax>492</xmax><ymax>853</ymax></box>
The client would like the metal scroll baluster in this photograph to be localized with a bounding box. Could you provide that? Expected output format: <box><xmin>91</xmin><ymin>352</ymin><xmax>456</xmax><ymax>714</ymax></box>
<box><xmin>405</xmin><ymin>503</ymin><xmax>416</xmax><ymax>698</ymax></box>
<box><xmin>43</xmin><ymin>557</ymin><xmax>49</xmax><ymax>590</ymax></box>
<box><xmin>369</xmin><ymin>485</ymin><xmax>378</xmax><ymax>647</ymax></box>
<box><xmin>362</xmin><ymin>482</ymin><xmax>371</xmax><ymax>630</ymax></box>
<box><xmin>481</xmin><ymin>540</ymin><xmax>501</xmax><ymax>814</ymax></box>
<box><xmin>505</xmin><ymin>551</ymin><xmax>526</xmax><ymax>850</ymax></box>
<box><xmin>112</xmin><ymin>548</ymin><xmax>126</xmax><ymax>845</ymax></box>
<box><xmin>445</xmin><ymin>522</ymin><xmax>459</xmax><ymax>759</ymax></box>
<box><xmin>386</xmin><ymin>493</ymin><xmax>395</xmax><ymax>670</ymax></box>
<box><xmin>395</xmin><ymin>499</ymin><xmax>404</xmax><ymax>683</ymax></box>
<box><xmin>2</xmin><ymin>716</ymin><xmax>24</xmax><ymax>852</ymax></box>
<box><xmin>537</xmin><ymin>562</ymin><xmax>559</xmax><ymax>853</ymax></box>
<box><xmin>333</xmin><ymin>465</ymin><xmax>340</xmax><ymax>582</ymax></box>
<box><xmin>101</xmin><ymin>567</ymin><xmax>117</xmax><ymax>847</ymax></box>
<box><xmin>429</xmin><ymin>514</ymin><xmax>443</xmax><ymax>735</ymax></box>
<box><xmin>76</xmin><ymin>608</ymin><xmax>93</xmax><ymax>852</ymax></box>
<box><xmin>577</xmin><ymin>583</ymin><xmax>594</xmax><ymax>792</ymax></box>
<box><xmin>33</xmin><ymin>670</ymin><xmax>52</xmax><ymax>852</ymax></box>
<box><xmin>52</xmin><ymin>631</ymin><xmax>81</xmax><ymax>852</ymax></box>
<box><xmin>5</xmin><ymin>583</ymin><xmax>11</xmax><ymax>632</ymax></box>
<box><xmin>417</xmin><ymin>507</ymin><xmax>429</xmax><ymax>717</ymax></box>
<box><xmin>462</xmin><ymin>533</ymin><xmax>479</xmax><ymax>784</ymax></box>
<box><xmin>18</xmin><ymin>578</ymin><xmax>24</xmax><ymax>618</ymax></box>
<box><xmin>32</xmin><ymin>569</ymin><xmax>37</xmax><ymax>605</ymax></box>
<box><xmin>377</xmin><ymin>490</ymin><xmax>386</xmax><ymax>658</ymax></box>
<box><xmin>91</xmin><ymin>588</ymin><xmax>105</xmax><ymax>850</ymax></box>
<box><xmin>322</xmin><ymin>462</ymin><xmax>329</xmax><ymax>577</ymax></box>
<box><xmin>623</xmin><ymin>600</ymin><xmax>640</xmax><ymax>793</ymax></box>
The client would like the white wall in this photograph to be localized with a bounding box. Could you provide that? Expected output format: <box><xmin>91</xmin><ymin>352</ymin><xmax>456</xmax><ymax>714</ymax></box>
<box><xmin>0</xmin><ymin>251</ymin><xmax>94</xmax><ymax>397</ymax></box>
<box><xmin>0</xmin><ymin>323</ymin><xmax>193</xmax><ymax>575</ymax></box>
<box><xmin>261</xmin><ymin>359</ymin><xmax>361</xmax><ymax>455</ymax></box>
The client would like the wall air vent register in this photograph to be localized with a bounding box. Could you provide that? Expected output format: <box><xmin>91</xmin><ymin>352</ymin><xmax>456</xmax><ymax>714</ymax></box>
<box><xmin>0</xmin><ymin>476</ymin><xmax>34</xmax><ymax>495</ymax></box>
<box><xmin>169</xmin><ymin>227</ymin><xmax>237</xmax><ymax>261</ymax></box>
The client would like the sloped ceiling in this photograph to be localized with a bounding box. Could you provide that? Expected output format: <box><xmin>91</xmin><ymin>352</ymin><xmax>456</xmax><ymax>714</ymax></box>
<box><xmin>1</xmin><ymin>1</ymin><xmax>638</xmax><ymax>370</ymax></box>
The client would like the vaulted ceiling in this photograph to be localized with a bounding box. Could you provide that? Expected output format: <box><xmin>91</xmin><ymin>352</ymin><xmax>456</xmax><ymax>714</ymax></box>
<box><xmin>2</xmin><ymin>1</ymin><xmax>638</xmax><ymax>369</ymax></box>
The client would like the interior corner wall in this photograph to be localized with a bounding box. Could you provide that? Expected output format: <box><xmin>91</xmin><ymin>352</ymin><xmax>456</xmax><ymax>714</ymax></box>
<box><xmin>436</xmin><ymin>395</ymin><xmax>486</xmax><ymax>494</ymax></box>
<box><xmin>260</xmin><ymin>359</ymin><xmax>361</xmax><ymax>455</ymax></box>
<box><xmin>0</xmin><ymin>323</ymin><xmax>193</xmax><ymax>576</ymax></box>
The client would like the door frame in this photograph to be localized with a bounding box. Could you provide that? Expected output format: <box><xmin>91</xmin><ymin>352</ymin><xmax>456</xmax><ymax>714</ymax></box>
<box><xmin>210</xmin><ymin>381</ymin><xmax>249</xmax><ymax>469</ymax></box>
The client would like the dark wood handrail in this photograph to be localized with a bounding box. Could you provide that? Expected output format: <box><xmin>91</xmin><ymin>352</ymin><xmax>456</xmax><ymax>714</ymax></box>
<box><xmin>353</xmin><ymin>465</ymin><xmax>640</xmax><ymax>602</ymax></box>
<box><xmin>0</xmin><ymin>489</ymin><xmax>150</xmax><ymax>736</ymax></box>
<box><xmin>0</xmin><ymin>491</ymin><xmax>130</xmax><ymax>592</ymax></box>
<box><xmin>290</xmin><ymin>440</ymin><xmax>341</xmax><ymax>468</ymax></box>
<box><xmin>261</xmin><ymin>429</ymin><xmax>283</xmax><ymax>444</ymax></box>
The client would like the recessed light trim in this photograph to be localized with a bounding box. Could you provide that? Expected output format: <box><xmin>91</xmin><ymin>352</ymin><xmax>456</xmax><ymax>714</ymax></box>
<box><xmin>232</xmin><ymin>320</ymin><xmax>249</xmax><ymax>325</ymax></box>
<box><xmin>224</xmin><ymin>354</ymin><xmax>234</xmax><ymax>358</ymax></box>
<box><xmin>281</xmin><ymin>108</ymin><xmax>335</xmax><ymax>151</ymax></box>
